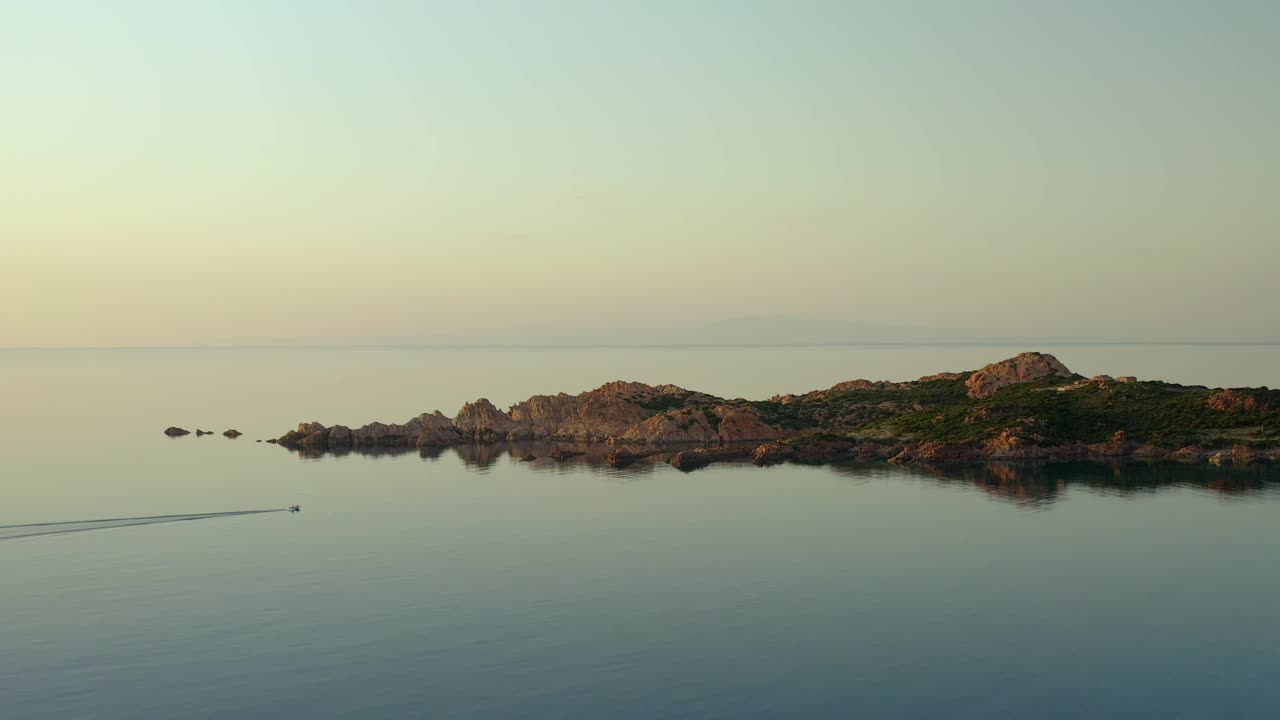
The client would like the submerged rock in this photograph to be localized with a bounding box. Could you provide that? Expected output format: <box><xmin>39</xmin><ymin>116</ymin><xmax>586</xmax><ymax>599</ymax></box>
<box><xmin>164</xmin><ymin>426</ymin><xmax>190</xmax><ymax>437</ymax></box>
<box><xmin>606</xmin><ymin>448</ymin><xmax>642</xmax><ymax>468</ymax></box>
<box><xmin>223</xmin><ymin>429</ymin><xmax>242</xmax><ymax>438</ymax></box>
<box><xmin>670</xmin><ymin>445</ymin><xmax>753</xmax><ymax>472</ymax></box>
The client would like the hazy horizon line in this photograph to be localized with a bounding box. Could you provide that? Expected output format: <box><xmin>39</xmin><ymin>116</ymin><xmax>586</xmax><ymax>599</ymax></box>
<box><xmin>5</xmin><ymin>339</ymin><xmax>1279</xmax><ymax>352</ymax></box>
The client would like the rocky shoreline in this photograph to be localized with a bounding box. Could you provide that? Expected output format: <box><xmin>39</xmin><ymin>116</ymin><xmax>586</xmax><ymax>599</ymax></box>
<box><xmin>173</xmin><ymin>351</ymin><xmax>1280</xmax><ymax>471</ymax></box>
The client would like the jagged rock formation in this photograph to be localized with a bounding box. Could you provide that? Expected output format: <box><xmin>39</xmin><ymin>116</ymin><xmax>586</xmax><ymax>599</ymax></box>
<box><xmin>965</xmin><ymin>352</ymin><xmax>1075</xmax><ymax>399</ymax></box>
<box><xmin>268</xmin><ymin>351</ymin><xmax>1280</xmax><ymax>469</ymax></box>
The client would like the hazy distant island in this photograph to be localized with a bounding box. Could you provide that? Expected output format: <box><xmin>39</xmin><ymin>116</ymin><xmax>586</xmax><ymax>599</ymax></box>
<box><xmin>247</xmin><ymin>353</ymin><xmax>1278</xmax><ymax>470</ymax></box>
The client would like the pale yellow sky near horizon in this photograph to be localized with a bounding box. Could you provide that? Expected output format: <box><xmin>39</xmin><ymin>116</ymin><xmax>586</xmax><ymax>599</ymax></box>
<box><xmin>2</xmin><ymin>2</ymin><xmax>1277</xmax><ymax>347</ymax></box>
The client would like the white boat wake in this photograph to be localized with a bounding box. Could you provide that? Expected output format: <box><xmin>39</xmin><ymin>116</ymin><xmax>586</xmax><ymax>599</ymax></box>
<box><xmin>0</xmin><ymin>509</ymin><xmax>289</xmax><ymax>542</ymax></box>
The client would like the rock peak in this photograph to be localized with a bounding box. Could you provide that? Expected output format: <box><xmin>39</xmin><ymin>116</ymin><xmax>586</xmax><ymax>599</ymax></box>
<box><xmin>965</xmin><ymin>352</ymin><xmax>1074</xmax><ymax>399</ymax></box>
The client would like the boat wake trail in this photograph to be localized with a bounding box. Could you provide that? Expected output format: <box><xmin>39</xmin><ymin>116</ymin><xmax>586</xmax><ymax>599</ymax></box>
<box><xmin>0</xmin><ymin>509</ymin><xmax>288</xmax><ymax>542</ymax></box>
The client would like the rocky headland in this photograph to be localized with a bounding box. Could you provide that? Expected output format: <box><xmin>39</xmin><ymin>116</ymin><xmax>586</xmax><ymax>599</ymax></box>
<box><xmin>265</xmin><ymin>352</ymin><xmax>1280</xmax><ymax>471</ymax></box>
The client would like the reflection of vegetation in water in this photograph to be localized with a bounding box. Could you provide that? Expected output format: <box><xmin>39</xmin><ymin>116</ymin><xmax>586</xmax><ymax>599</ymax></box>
<box><xmin>290</xmin><ymin>439</ymin><xmax>1280</xmax><ymax>509</ymax></box>
<box><xmin>905</xmin><ymin>461</ymin><xmax>1280</xmax><ymax>508</ymax></box>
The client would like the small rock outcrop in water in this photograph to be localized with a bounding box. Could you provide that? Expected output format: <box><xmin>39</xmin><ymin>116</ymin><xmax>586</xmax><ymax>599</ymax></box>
<box><xmin>670</xmin><ymin>446</ymin><xmax>753</xmax><ymax>472</ymax></box>
<box><xmin>164</xmin><ymin>426</ymin><xmax>190</xmax><ymax>437</ymax></box>
<box><xmin>223</xmin><ymin>429</ymin><xmax>242</xmax><ymax>438</ymax></box>
<box><xmin>263</xmin><ymin>351</ymin><xmax>1280</xmax><ymax>468</ymax></box>
<box><xmin>606</xmin><ymin>448</ymin><xmax>647</xmax><ymax>468</ymax></box>
<box><xmin>196</xmin><ymin>429</ymin><xmax>213</xmax><ymax>436</ymax></box>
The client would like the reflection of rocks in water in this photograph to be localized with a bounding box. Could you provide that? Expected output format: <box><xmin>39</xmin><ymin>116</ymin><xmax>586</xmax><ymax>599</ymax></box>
<box><xmin>278</xmin><ymin>439</ymin><xmax>1278</xmax><ymax>501</ymax></box>
<box><xmin>905</xmin><ymin>460</ymin><xmax>1279</xmax><ymax>507</ymax></box>
<box><xmin>297</xmin><ymin>446</ymin><xmax>326</xmax><ymax>460</ymax></box>
<box><xmin>418</xmin><ymin>445</ymin><xmax>447</xmax><ymax>460</ymax></box>
<box><xmin>905</xmin><ymin>462</ymin><xmax>1064</xmax><ymax>507</ymax></box>
<box><xmin>454</xmin><ymin>443</ymin><xmax>503</xmax><ymax>470</ymax></box>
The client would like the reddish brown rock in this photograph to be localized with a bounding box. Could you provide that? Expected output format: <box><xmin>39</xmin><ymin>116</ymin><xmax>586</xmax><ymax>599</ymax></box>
<box><xmin>1086</xmin><ymin>431</ymin><xmax>1132</xmax><ymax>458</ymax></box>
<box><xmin>413</xmin><ymin>412</ymin><xmax>462</xmax><ymax>447</ymax></box>
<box><xmin>327</xmin><ymin>425</ymin><xmax>352</xmax><ymax>450</ymax></box>
<box><xmin>752</xmin><ymin>442</ymin><xmax>797</xmax><ymax>466</ymax></box>
<box><xmin>559</xmin><ymin>382</ymin><xmax>677</xmax><ymax>440</ymax></box>
<box><xmin>755</xmin><ymin>439</ymin><xmax>852</xmax><ymax>466</ymax></box>
<box><xmin>714</xmin><ymin>407</ymin><xmax>785</xmax><ymax>443</ymax></box>
<box><xmin>983</xmin><ymin>428</ymin><xmax>1048</xmax><ymax>460</ymax></box>
<box><xmin>964</xmin><ymin>352</ymin><xmax>1074</xmax><ymax>399</ymax></box>
<box><xmin>1170</xmin><ymin>445</ymin><xmax>1207</xmax><ymax>462</ymax></box>
<box><xmin>606</xmin><ymin>448</ymin><xmax>642</xmax><ymax>467</ymax></box>
<box><xmin>299</xmin><ymin>422</ymin><xmax>330</xmax><ymax>451</ymax></box>
<box><xmin>853</xmin><ymin>441</ymin><xmax>895</xmax><ymax>459</ymax></box>
<box><xmin>827</xmin><ymin>379</ymin><xmax>885</xmax><ymax>393</ymax></box>
<box><xmin>1132</xmin><ymin>444</ymin><xmax>1167</xmax><ymax>459</ymax></box>
<box><xmin>507</xmin><ymin>393</ymin><xmax>578</xmax><ymax>439</ymax></box>
<box><xmin>276</xmin><ymin>423</ymin><xmax>320</xmax><ymax>447</ymax></box>
<box><xmin>794</xmin><ymin>438</ymin><xmax>858</xmax><ymax>464</ymax></box>
<box><xmin>1205</xmin><ymin>389</ymin><xmax>1274</xmax><ymax>414</ymax></box>
<box><xmin>453</xmin><ymin>399</ymin><xmax>515</xmax><ymax>441</ymax></box>
<box><xmin>1232</xmin><ymin>444</ymin><xmax>1259</xmax><ymax>464</ymax></box>
<box><xmin>916</xmin><ymin>372</ymin><xmax>965</xmax><ymax>382</ymax></box>
<box><xmin>670</xmin><ymin>446</ymin><xmax>752</xmax><ymax>471</ymax></box>
<box><xmin>352</xmin><ymin>421</ymin><xmax>416</xmax><ymax>448</ymax></box>
<box><xmin>617</xmin><ymin>409</ymin><xmax>719</xmax><ymax>444</ymax></box>
<box><xmin>889</xmin><ymin>441</ymin><xmax>979</xmax><ymax>464</ymax></box>
<box><xmin>615</xmin><ymin>405</ymin><xmax>785</xmax><ymax>445</ymax></box>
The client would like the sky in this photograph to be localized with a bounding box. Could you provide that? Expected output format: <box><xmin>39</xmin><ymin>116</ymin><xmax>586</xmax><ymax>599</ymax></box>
<box><xmin>2</xmin><ymin>1</ymin><xmax>1277</xmax><ymax>348</ymax></box>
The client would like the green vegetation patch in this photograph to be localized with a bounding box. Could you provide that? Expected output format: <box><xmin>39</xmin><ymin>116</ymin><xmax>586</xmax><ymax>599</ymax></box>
<box><xmin>876</xmin><ymin>380</ymin><xmax>1277</xmax><ymax>446</ymax></box>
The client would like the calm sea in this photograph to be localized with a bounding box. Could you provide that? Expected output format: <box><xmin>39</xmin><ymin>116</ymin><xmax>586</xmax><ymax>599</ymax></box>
<box><xmin>3</xmin><ymin>345</ymin><xmax>1279</xmax><ymax>719</ymax></box>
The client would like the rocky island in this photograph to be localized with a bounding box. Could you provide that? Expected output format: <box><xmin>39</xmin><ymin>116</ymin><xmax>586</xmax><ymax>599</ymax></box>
<box><xmin>269</xmin><ymin>353</ymin><xmax>1280</xmax><ymax>470</ymax></box>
